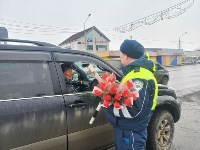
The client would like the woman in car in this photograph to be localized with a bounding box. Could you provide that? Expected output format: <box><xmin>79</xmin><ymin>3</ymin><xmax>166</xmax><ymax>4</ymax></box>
<box><xmin>61</xmin><ymin>63</ymin><xmax>78</xmax><ymax>93</ymax></box>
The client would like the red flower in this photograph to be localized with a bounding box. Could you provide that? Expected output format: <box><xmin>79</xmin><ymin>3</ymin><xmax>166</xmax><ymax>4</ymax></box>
<box><xmin>102</xmin><ymin>101</ymin><xmax>111</xmax><ymax>108</ymax></box>
<box><xmin>92</xmin><ymin>86</ymin><xmax>102</xmax><ymax>96</ymax></box>
<box><xmin>99</xmin><ymin>81</ymin><xmax>107</xmax><ymax>90</ymax></box>
<box><xmin>114</xmin><ymin>93</ymin><xmax>122</xmax><ymax>101</ymax></box>
<box><xmin>106</xmin><ymin>73</ymin><xmax>116</xmax><ymax>82</ymax></box>
<box><xmin>124</xmin><ymin>97</ymin><xmax>133</xmax><ymax>107</ymax></box>
<box><xmin>103</xmin><ymin>93</ymin><xmax>111</xmax><ymax>101</ymax></box>
<box><xmin>129</xmin><ymin>91</ymin><xmax>139</xmax><ymax>100</ymax></box>
<box><xmin>102</xmin><ymin>73</ymin><xmax>110</xmax><ymax>80</ymax></box>
<box><xmin>94</xmin><ymin>90</ymin><xmax>102</xmax><ymax>96</ymax></box>
<box><xmin>114</xmin><ymin>101</ymin><xmax>121</xmax><ymax>109</ymax></box>
<box><xmin>121</xmin><ymin>89</ymin><xmax>130</xmax><ymax>97</ymax></box>
<box><xmin>109</xmin><ymin>83</ymin><xmax>119</xmax><ymax>93</ymax></box>
<box><xmin>126</xmin><ymin>80</ymin><xmax>134</xmax><ymax>89</ymax></box>
<box><xmin>89</xmin><ymin>67</ymin><xmax>139</xmax><ymax>111</ymax></box>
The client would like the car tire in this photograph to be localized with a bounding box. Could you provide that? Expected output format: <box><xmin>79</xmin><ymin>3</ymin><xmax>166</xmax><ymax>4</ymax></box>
<box><xmin>147</xmin><ymin>110</ymin><xmax>174</xmax><ymax>150</ymax></box>
<box><xmin>161</xmin><ymin>76</ymin><xmax>169</xmax><ymax>85</ymax></box>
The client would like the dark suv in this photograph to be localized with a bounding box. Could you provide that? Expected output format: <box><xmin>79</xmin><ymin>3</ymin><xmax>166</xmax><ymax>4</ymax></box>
<box><xmin>0</xmin><ymin>39</ymin><xmax>180</xmax><ymax>150</ymax></box>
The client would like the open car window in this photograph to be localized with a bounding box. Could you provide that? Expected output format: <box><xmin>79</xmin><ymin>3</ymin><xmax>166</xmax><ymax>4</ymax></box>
<box><xmin>74</xmin><ymin>62</ymin><xmax>108</xmax><ymax>79</ymax></box>
<box><xmin>60</xmin><ymin>61</ymin><xmax>111</xmax><ymax>93</ymax></box>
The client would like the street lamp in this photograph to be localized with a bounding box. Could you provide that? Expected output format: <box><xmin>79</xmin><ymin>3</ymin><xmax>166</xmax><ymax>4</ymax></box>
<box><xmin>178</xmin><ymin>32</ymin><xmax>187</xmax><ymax>49</ymax></box>
<box><xmin>84</xmin><ymin>14</ymin><xmax>91</xmax><ymax>50</ymax></box>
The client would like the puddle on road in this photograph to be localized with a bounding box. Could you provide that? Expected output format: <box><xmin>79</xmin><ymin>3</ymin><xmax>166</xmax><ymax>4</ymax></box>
<box><xmin>176</xmin><ymin>87</ymin><xmax>200</xmax><ymax>104</ymax></box>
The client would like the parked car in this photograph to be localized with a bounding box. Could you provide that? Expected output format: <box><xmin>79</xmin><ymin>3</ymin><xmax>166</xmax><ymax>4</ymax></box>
<box><xmin>106</xmin><ymin>59</ymin><xmax>169</xmax><ymax>85</ymax></box>
<box><xmin>0</xmin><ymin>38</ymin><xmax>180</xmax><ymax>150</ymax></box>
<box><xmin>182</xmin><ymin>56</ymin><xmax>199</xmax><ymax>64</ymax></box>
<box><xmin>154</xmin><ymin>61</ymin><xmax>169</xmax><ymax>85</ymax></box>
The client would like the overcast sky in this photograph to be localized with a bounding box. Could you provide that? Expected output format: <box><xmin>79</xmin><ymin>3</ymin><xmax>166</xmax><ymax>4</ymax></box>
<box><xmin>0</xmin><ymin>0</ymin><xmax>199</xmax><ymax>51</ymax></box>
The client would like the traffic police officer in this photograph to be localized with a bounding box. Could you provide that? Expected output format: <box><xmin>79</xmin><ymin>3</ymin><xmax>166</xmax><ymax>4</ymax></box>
<box><xmin>106</xmin><ymin>40</ymin><xmax>158</xmax><ymax>150</ymax></box>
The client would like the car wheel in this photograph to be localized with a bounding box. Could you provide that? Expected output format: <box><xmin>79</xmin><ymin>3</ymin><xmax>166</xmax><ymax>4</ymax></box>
<box><xmin>147</xmin><ymin>110</ymin><xmax>174</xmax><ymax>150</ymax></box>
<box><xmin>161</xmin><ymin>76</ymin><xmax>169</xmax><ymax>85</ymax></box>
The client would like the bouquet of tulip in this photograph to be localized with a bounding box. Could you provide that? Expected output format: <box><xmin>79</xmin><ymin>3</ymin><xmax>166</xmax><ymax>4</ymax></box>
<box><xmin>88</xmin><ymin>64</ymin><xmax>139</xmax><ymax>124</ymax></box>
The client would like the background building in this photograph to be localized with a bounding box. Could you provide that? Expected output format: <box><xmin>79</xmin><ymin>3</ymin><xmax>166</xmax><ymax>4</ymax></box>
<box><xmin>184</xmin><ymin>50</ymin><xmax>200</xmax><ymax>57</ymax></box>
<box><xmin>59</xmin><ymin>26</ymin><xmax>110</xmax><ymax>51</ymax></box>
<box><xmin>183</xmin><ymin>50</ymin><xmax>200</xmax><ymax>63</ymax></box>
<box><xmin>58</xmin><ymin>26</ymin><xmax>184</xmax><ymax>66</ymax></box>
<box><xmin>95</xmin><ymin>48</ymin><xmax>183</xmax><ymax>66</ymax></box>
<box><xmin>146</xmin><ymin>48</ymin><xmax>183</xmax><ymax>66</ymax></box>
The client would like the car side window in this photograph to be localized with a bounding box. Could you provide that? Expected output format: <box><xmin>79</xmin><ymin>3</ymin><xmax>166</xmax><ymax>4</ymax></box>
<box><xmin>75</xmin><ymin>61</ymin><xmax>108</xmax><ymax>79</ymax></box>
<box><xmin>0</xmin><ymin>62</ymin><xmax>54</xmax><ymax>100</ymax></box>
<box><xmin>60</xmin><ymin>61</ymin><xmax>110</xmax><ymax>93</ymax></box>
<box><xmin>156</xmin><ymin>63</ymin><xmax>163</xmax><ymax>70</ymax></box>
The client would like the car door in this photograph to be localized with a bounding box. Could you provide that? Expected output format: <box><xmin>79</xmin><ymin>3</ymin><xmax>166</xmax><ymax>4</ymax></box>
<box><xmin>0</xmin><ymin>50</ymin><xmax>67</xmax><ymax>150</ymax></box>
<box><xmin>53</xmin><ymin>52</ymin><xmax>122</xmax><ymax>150</ymax></box>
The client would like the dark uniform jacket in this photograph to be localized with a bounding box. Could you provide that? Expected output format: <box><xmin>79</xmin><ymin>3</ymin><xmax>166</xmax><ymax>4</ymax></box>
<box><xmin>65</xmin><ymin>79</ymin><xmax>77</xmax><ymax>93</ymax></box>
<box><xmin>106</xmin><ymin>54</ymin><xmax>158</xmax><ymax>131</ymax></box>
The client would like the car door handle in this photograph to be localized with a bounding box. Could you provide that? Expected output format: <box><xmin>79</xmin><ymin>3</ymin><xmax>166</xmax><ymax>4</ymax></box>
<box><xmin>68</xmin><ymin>103</ymin><xmax>88</xmax><ymax>108</ymax></box>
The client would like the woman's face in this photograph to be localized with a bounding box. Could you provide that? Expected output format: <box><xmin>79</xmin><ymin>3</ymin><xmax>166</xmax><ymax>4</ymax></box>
<box><xmin>64</xmin><ymin>68</ymin><xmax>73</xmax><ymax>80</ymax></box>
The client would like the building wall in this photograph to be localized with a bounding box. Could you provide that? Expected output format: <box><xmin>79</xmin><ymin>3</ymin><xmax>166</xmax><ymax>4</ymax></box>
<box><xmin>95</xmin><ymin>48</ymin><xmax>183</xmax><ymax>66</ymax></box>
<box><xmin>70</xmin><ymin>41</ymin><xmax>78</xmax><ymax>50</ymax></box>
<box><xmin>177</xmin><ymin>55</ymin><xmax>183</xmax><ymax>65</ymax></box>
<box><xmin>75</xmin><ymin>29</ymin><xmax>109</xmax><ymax>51</ymax></box>
<box><xmin>158</xmin><ymin>55</ymin><xmax>183</xmax><ymax>66</ymax></box>
<box><xmin>184</xmin><ymin>50</ymin><xmax>200</xmax><ymax>57</ymax></box>
<box><xmin>150</xmin><ymin>56</ymin><xmax>157</xmax><ymax>61</ymax></box>
<box><xmin>146</xmin><ymin>48</ymin><xmax>183</xmax><ymax>66</ymax></box>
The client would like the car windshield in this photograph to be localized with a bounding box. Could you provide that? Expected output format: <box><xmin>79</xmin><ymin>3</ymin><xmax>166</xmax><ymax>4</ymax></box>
<box><xmin>74</xmin><ymin>62</ymin><xmax>106</xmax><ymax>78</ymax></box>
<box><xmin>106</xmin><ymin>59</ymin><xmax>122</xmax><ymax>71</ymax></box>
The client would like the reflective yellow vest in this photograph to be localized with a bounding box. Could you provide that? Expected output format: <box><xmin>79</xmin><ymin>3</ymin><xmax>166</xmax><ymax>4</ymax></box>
<box><xmin>121</xmin><ymin>67</ymin><xmax>158</xmax><ymax>110</ymax></box>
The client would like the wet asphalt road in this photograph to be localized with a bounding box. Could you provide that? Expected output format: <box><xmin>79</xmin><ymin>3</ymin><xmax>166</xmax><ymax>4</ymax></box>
<box><xmin>167</xmin><ymin>64</ymin><xmax>200</xmax><ymax>150</ymax></box>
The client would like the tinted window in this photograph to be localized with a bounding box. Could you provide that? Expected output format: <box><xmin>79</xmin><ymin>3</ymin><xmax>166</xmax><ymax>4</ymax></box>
<box><xmin>156</xmin><ymin>64</ymin><xmax>163</xmax><ymax>70</ymax></box>
<box><xmin>107</xmin><ymin>59</ymin><xmax>122</xmax><ymax>70</ymax></box>
<box><xmin>0</xmin><ymin>62</ymin><xmax>54</xmax><ymax>100</ymax></box>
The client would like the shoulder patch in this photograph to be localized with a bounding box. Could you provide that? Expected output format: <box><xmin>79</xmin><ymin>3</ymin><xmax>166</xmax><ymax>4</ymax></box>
<box><xmin>134</xmin><ymin>80</ymin><xmax>144</xmax><ymax>91</ymax></box>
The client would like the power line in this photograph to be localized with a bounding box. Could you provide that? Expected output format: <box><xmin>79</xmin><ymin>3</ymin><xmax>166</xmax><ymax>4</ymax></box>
<box><xmin>0</xmin><ymin>23</ymin><xmax>79</xmax><ymax>34</ymax></box>
<box><xmin>0</xmin><ymin>18</ymin><xmax>114</xmax><ymax>33</ymax></box>
<box><xmin>0</xmin><ymin>18</ymin><xmax>80</xmax><ymax>31</ymax></box>
<box><xmin>3</xmin><ymin>24</ymin><xmax>198</xmax><ymax>45</ymax></box>
<box><xmin>114</xmin><ymin>0</ymin><xmax>194</xmax><ymax>33</ymax></box>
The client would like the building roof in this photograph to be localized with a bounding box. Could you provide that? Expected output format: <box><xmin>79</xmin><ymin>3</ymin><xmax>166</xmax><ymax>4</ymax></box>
<box><xmin>59</xmin><ymin>26</ymin><xmax>110</xmax><ymax>46</ymax></box>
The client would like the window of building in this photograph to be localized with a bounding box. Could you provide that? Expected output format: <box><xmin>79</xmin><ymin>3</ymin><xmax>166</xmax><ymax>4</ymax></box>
<box><xmin>77</xmin><ymin>42</ymin><xmax>81</xmax><ymax>44</ymax></box>
<box><xmin>0</xmin><ymin>62</ymin><xmax>54</xmax><ymax>100</ymax></box>
<box><xmin>87</xmin><ymin>45</ymin><xmax>93</xmax><ymax>50</ymax></box>
<box><xmin>96</xmin><ymin>45</ymin><xmax>107</xmax><ymax>51</ymax></box>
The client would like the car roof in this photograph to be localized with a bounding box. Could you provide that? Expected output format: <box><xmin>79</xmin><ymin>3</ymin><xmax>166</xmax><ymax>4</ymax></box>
<box><xmin>0</xmin><ymin>38</ymin><xmax>123</xmax><ymax>76</ymax></box>
<box><xmin>0</xmin><ymin>38</ymin><xmax>100</xmax><ymax>57</ymax></box>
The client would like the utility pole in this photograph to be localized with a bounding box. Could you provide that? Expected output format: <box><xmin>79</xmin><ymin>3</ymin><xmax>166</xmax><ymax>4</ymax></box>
<box><xmin>84</xmin><ymin>14</ymin><xmax>91</xmax><ymax>50</ymax></box>
<box><xmin>178</xmin><ymin>32</ymin><xmax>187</xmax><ymax>49</ymax></box>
